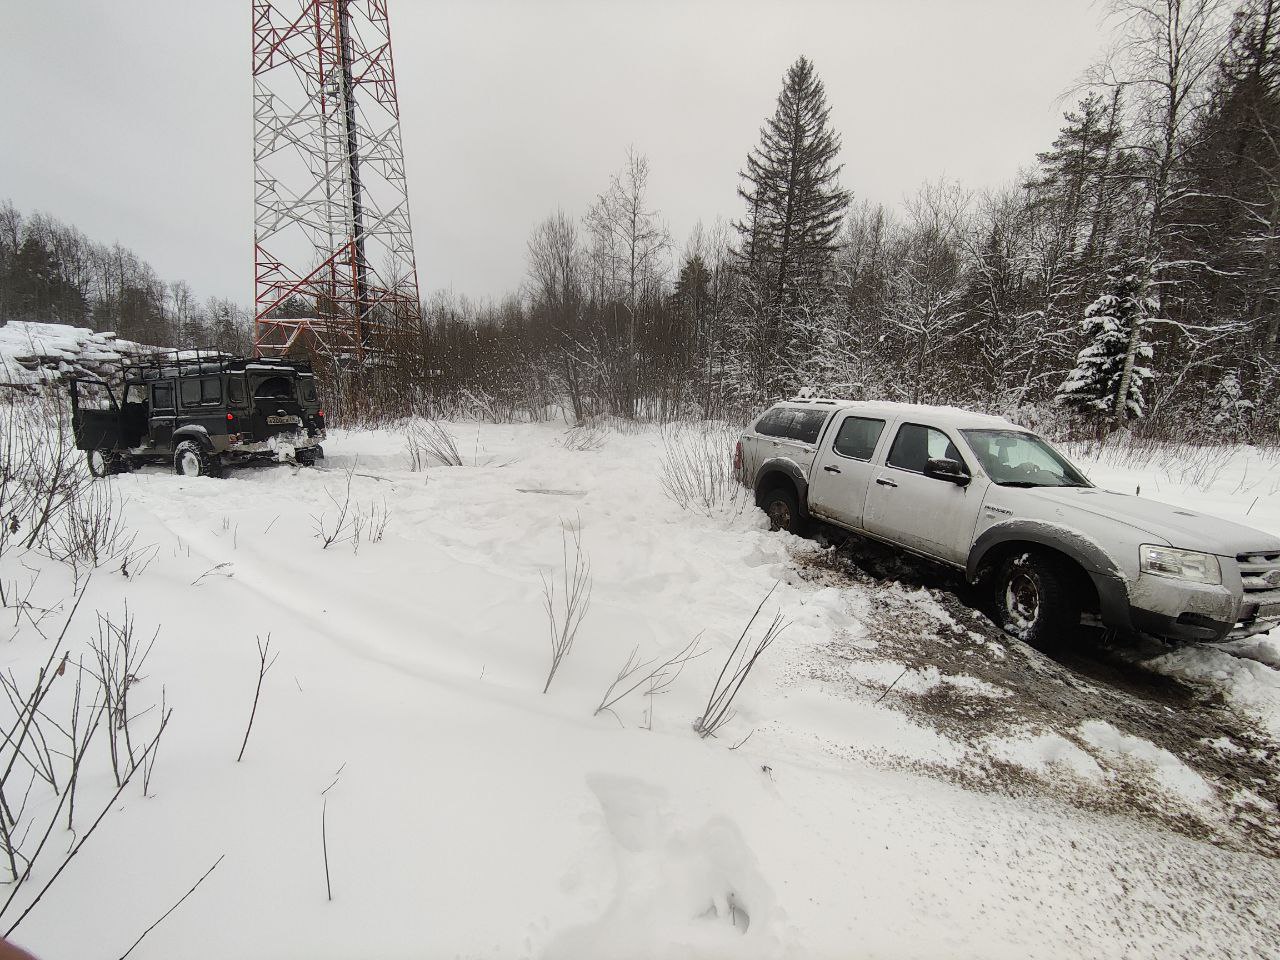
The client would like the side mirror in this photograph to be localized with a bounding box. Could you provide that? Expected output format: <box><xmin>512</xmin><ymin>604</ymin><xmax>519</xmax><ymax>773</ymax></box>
<box><xmin>924</xmin><ymin>457</ymin><xmax>970</xmax><ymax>486</ymax></box>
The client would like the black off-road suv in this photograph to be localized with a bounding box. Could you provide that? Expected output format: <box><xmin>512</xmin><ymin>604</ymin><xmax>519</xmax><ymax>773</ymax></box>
<box><xmin>70</xmin><ymin>352</ymin><xmax>326</xmax><ymax>477</ymax></box>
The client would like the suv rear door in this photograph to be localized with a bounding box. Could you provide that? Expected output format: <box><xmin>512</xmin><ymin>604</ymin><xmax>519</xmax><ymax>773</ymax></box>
<box><xmin>247</xmin><ymin>371</ymin><xmax>305</xmax><ymax>439</ymax></box>
<box><xmin>807</xmin><ymin>412</ymin><xmax>889</xmax><ymax>528</ymax></box>
<box><xmin>863</xmin><ymin>421</ymin><xmax>987</xmax><ymax>564</ymax></box>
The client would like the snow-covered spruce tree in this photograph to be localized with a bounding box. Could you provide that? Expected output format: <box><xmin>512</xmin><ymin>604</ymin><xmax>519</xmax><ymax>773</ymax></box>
<box><xmin>731</xmin><ymin>56</ymin><xmax>849</xmax><ymax>397</ymax></box>
<box><xmin>1056</xmin><ymin>262</ymin><xmax>1155</xmax><ymax>421</ymax></box>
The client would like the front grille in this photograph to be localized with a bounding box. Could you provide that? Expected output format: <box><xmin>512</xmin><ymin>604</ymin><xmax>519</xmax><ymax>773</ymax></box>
<box><xmin>1237</xmin><ymin>550</ymin><xmax>1280</xmax><ymax>594</ymax></box>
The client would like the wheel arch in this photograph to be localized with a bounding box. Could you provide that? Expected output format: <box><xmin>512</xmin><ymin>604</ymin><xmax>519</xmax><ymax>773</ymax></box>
<box><xmin>969</xmin><ymin>522</ymin><xmax>1127</xmax><ymax>623</ymax></box>
<box><xmin>753</xmin><ymin>459</ymin><xmax>810</xmax><ymax>517</ymax></box>
<box><xmin>173</xmin><ymin>425</ymin><xmax>213</xmax><ymax>451</ymax></box>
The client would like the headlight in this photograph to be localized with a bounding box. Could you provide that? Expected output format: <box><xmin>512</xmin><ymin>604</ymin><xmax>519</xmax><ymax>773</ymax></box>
<box><xmin>1139</xmin><ymin>545</ymin><xmax>1222</xmax><ymax>584</ymax></box>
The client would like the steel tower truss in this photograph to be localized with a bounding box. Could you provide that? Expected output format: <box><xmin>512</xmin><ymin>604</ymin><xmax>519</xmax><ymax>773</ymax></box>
<box><xmin>252</xmin><ymin>0</ymin><xmax>421</xmax><ymax>359</ymax></box>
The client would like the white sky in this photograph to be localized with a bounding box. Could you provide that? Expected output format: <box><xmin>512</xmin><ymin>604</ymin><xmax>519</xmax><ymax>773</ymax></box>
<box><xmin>1</xmin><ymin>0</ymin><xmax>1108</xmax><ymax>306</ymax></box>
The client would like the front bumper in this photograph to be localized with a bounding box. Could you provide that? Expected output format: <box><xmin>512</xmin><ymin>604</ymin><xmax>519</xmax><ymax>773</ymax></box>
<box><xmin>1126</xmin><ymin>573</ymin><xmax>1278</xmax><ymax>643</ymax></box>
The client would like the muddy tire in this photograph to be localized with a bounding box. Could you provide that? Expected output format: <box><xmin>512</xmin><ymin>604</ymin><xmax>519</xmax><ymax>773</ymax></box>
<box><xmin>992</xmin><ymin>552</ymin><xmax>1081</xmax><ymax>649</ymax></box>
<box><xmin>761</xmin><ymin>486</ymin><xmax>806</xmax><ymax>536</ymax></box>
<box><xmin>174</xmin><ymin>440</ymin><xmax>221</xmax><ymax>478</ymax></box>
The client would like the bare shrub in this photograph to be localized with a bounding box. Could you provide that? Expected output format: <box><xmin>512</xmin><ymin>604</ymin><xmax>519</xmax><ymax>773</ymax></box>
<box><xmin>237</xmin><ymin>635</ymin><xmax>278</xmax><ymax>763</ymax></box>
<box><xmin>0</xmin><ymin>589</ymin><xmax>172</xmax><ymax>936</ymax></box>
<box><xmin>594</xmin><ymin>635</ymin><xmax>703</xmax><ymax>726</ymax></box>
<box><xmin>658</xmin><ymin>420</ymin><xmax>748</xmax><ymax>517</ymax></box>
<box><xmin>313</xmin><ymin>463</ymin><xmax>357</xmax><ymax>549</ymax></box>
<box><xmin>562</xmin><ymin>419</ymin><xmax>609</xmax><ymax>451</ymax></box>
<box><xmin>351</xmin><ymin>498</ymin><xmax>391</xmax><ymax>553</ymax></box>
<box><xmin>540</xmin><ymin>522</ymin><xmax>592</xmax><ymax>693</ymax></box>
<box><xmin>89</xmin><ymin>605</ymin><xmax>160</xmax><ymax>788</ymax></box>
<box><xmin>405</xmin><ymin>418</ymin><xmax>463</xmax><ymax>469</ymax></box>
<box><xmin>695</xmin><ymin>586</ymin><xmax>789</xmax><ymax>739</ymax></box>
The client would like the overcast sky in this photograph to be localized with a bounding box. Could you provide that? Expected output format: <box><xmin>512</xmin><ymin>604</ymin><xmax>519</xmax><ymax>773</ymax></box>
<box><xmin>2</xmin><ymin>0</ymin><xmax>1110</xmax><ymax>306</ymax></box>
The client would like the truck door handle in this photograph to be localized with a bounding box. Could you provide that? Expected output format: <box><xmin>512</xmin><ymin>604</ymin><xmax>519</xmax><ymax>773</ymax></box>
<box><xmin>823</xmin><ymin>465</ymin><xmax>841</xmax><ymax>474</ymax></box>
<box><xmin>875</xmin><ymin>477</ymin><xmax>898</xmax><ymax>488</ymax></box>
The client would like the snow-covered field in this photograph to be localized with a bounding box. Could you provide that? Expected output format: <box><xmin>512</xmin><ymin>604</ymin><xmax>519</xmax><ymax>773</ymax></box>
<box><xmin>3</xmin><ymin>419</ymin><xmax>1279</xmax><ymax>959</ymax></box>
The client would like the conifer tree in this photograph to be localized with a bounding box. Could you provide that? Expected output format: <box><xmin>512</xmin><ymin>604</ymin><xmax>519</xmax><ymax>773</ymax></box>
<box><xmin>735</xmin><ymin>56</ymin><xmax>849</xmax><ymax>310</ymax></box>
<box><xmin>1057</xmin><ymin>261</ymin><xmax>1155</xmax><ymax>420</ymax></box>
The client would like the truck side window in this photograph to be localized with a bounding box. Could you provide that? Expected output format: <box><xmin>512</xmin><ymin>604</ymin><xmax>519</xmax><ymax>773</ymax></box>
<box><xmin>832</xmin><ymin>416</ymin><xmax>885</xmax><ymax>461</ymax></box>
<box><xmin>756</xmin><ymin>408</ymin><xmax>829</xmax><ymax>445</ymax></box>
<box><xmin>787</xmin><ymin>410</ymin><xmax>829</xmax><ymax>445</ymax></box>
<box><xmin>886</xmin><ymin>423</ymin><xmax>965</xmax><ymax>474</ymax></box>
<box><xmin>754</xmin><ymin>409</ymin><xmax>787</xmax><ymax>437</ymax></box>
<box><xmin>152</xmin><ymin>383</ymin><xmax>174</xmax><ymax>409</ymax></box>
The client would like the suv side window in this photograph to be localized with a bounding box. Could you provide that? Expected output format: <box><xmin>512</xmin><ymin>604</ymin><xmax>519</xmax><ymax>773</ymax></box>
<box><xmin>886</xmin><ymin>423</ymin><xmax>966</xmax><ymax>474</ymax></box>
<box><xmin>226</xmin><ymin>376</ymin><xmax>245</xmax><ymax>404</ymax></box>
<box><xmin>832</xmin><ymin>416</ymin><xmax>885</xmax><ymax>461</ymax></box>
<box><xmin>152</xmin><ymin>383</ymin><xmax>174</xmax><ymax>410</ymax></box>
<box><xmin>181</xmin><ymin>377</ymin><xmax>222</xmax><ymax>407</ymax></box>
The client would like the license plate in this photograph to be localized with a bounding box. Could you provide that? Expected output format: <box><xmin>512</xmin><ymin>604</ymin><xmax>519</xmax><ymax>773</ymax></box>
<box><xmin>267</xmin><ymin>415</ymin><xmax>298</xmax><ymax>425</ymax></box>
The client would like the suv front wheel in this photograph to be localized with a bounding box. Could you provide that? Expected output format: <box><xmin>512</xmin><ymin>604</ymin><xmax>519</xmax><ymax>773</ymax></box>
<box><xmin>174</xmin><ymin>440</ymin><xmax>221</xmax><ymax>478</ymax></box>
<box><xmin>992</xmin><ymin>552</ymin><xmax>1081</xmax><ymax>649</ymax></box>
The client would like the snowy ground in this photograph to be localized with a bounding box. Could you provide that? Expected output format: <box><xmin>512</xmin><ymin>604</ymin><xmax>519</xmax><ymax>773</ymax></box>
<box><xmin>3</xmin><ymin>421</ymin><xmax>1279</xmax><ymax>959</ymax></box>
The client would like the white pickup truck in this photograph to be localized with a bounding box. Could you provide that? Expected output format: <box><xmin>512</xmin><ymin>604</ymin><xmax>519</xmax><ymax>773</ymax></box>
<box><xmin>736</xmin><ymin>398</ymin><xmax>1280</xmax><ymax>647</ymax></box>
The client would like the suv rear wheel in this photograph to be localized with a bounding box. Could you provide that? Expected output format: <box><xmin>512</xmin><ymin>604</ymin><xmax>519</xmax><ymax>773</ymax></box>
<box><xmin>992</xmin><ymin>552</ymin><xmax>1081</xmax><ymax>649</ymax></box>
<box><xmin>174</xmin><ymin>440</ymin><xmax>220</xmax><ymax>478</ymax></box>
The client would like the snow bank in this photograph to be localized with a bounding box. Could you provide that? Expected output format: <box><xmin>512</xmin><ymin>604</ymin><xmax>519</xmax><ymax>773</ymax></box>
<box><xmin>1</xmin><ymin>422</ymin><xmax>1277</xmax><ymax>959</ymax></box>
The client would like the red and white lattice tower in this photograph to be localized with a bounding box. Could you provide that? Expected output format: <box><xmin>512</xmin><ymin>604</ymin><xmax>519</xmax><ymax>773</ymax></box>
<box><xmin>251</xmin><ymin>0</ymin><xmax>421</xmax><ymax>359</ymax></box>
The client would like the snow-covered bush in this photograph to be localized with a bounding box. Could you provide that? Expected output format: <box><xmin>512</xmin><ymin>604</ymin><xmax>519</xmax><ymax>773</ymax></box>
<box><xmin>404</xmin><ymin>418</ymin><xmax>462</xmax><ymax>469</ymax></box>
<box><xmin>658</xmin><ymin>420</ymin><xmax>749</xmax><ymax>519</ymax></box>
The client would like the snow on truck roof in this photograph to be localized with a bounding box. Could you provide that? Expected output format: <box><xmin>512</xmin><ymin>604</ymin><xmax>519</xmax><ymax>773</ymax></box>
<box><xmin>777</xmin><ymin>397</ymin><xmax>1022</xmax><ymax>430</ymax></box>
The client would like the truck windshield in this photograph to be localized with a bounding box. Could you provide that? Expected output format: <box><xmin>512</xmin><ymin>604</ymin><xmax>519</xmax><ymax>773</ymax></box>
<box><xmin>960</xmin><ymin>430</ymin><xmax>1091</xmax><ymax>488</ymax></box>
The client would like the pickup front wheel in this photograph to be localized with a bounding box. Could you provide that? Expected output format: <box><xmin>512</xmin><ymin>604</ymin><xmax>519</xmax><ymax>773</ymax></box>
<box><xmin>992</xmin><ymin>553</ymin><xmax>1081</xmax><ymax>649</ymax></box>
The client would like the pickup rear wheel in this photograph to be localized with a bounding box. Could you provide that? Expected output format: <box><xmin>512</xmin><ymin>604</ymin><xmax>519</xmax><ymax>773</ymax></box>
<box><xmin>761</xmin><ymin>486</ymin><xmax>806</xmax><ymax>536</ymax></box>
<box><xmin>992</xmin><ymin>553</ymin><xmax>1081</xmax><ymax>649</ymax></box>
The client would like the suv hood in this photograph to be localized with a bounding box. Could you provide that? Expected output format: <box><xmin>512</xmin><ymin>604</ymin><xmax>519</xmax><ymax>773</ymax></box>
<box><xmin>1027</xmin><ymin>487</ymin><xmax>1280</xmax><ymax>556</ymax></box>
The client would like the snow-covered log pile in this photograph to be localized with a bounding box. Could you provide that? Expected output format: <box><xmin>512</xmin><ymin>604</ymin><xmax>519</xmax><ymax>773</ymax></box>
<box><xmin>0</xmin><ymin>320</ymin><xmax>163</xmax><ymax>391</ymax></box>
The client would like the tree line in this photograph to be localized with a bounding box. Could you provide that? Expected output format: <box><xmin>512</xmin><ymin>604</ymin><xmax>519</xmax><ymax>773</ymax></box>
<box><xmin>0</xmin><ymin>200</ymin><xmax>250</xmax><ymax>354</ymax></box>
<box><xmin>3</xmin><ymin>0</ymin><xmax>1276</xmax><ymax>441</ymax></box>
<box><xmin>407</xmin><ymin>0</ymin><xmax>1279</xmax><ymax>440</ymax></box>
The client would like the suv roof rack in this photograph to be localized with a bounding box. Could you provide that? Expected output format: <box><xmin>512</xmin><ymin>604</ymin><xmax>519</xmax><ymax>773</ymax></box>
<box><xmin>120</xmin><ymin>350</ymin><xmax>313</xmax><ymax>382</ymax></box>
